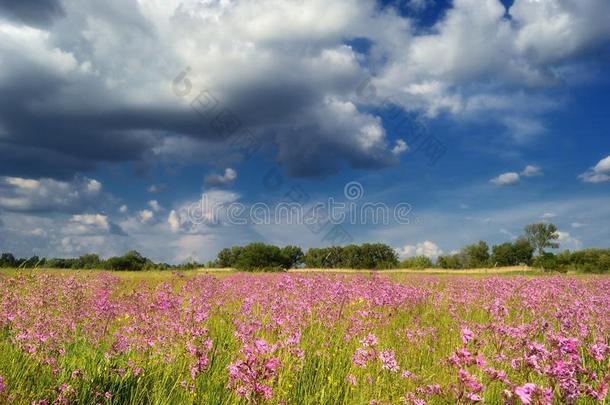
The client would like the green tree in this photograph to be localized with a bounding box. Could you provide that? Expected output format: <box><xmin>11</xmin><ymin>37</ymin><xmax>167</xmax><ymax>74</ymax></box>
<box><xmin>401</xmin><ymin>256</ymin><xmax>433</xmax><ymax>269</ymax></box>
<box><xmin>462</xmin><ymin>241</ymin><xmax>490</xmax><ymax>268</ymax></box>
<box><xmin>280</xmin><ymin>245</ymin><xmax>304</xmax><ymax>269</ymax></box>
<box><xmin>491</xmin><ymin>243</ymin><xmax>514</xmax><ymax>266</ymax></box>
<box><xmin>0</xmin><ymin>253</ymin><xmax>16</xmax><ymax>268</ymax></box>
<box><xmin>512</xmin><ymin>238</ymin><xmax>534</xmax><ymax>265</ymax></box>
<box><xmin>233</xmin><ymin>243</ymin><xmax>285</xmax><ymax>271</ymax></box>
<box><xmin>524</xmin><ymin>222</ymin><xmax>559</xmax><ymax>256</ymax></box>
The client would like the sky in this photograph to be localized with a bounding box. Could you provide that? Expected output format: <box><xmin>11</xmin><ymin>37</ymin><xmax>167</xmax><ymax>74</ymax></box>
<box><xmin>0</xmin><ymin>0</ymin><xmax>609</xmax><ymax>263</ymax></box>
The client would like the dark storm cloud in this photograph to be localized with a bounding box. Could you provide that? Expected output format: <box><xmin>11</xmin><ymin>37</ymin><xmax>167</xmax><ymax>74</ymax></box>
<box><xmin>0</xmin><ymin>0</ymin><xmax>65</xmax><ymax>27</ymax></box>
<box><xmin>1</xmin><ymin>0</ymin><xmax>609</xmax><ymax>182</ymax></box>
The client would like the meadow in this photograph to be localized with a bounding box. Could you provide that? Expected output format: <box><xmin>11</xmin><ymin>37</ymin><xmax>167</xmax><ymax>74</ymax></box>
<box><xmin>0</xmin><ymin>269</ymin><xmax>608</xmax><ymax>404</ymax></box>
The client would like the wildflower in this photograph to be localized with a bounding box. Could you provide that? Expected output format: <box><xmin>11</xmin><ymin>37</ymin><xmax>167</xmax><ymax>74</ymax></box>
<box><xmin>514</xmin><ymin>383</ymin><xmax>536</xmax><ymax>404</ymax></box>
<box><xmin>353</xmin><ymin>348</ymin><xmax>374</xmax><ymax>367</ymax></box>
<box><xmin>458</xmin><ymin>369</ymin><xmax>483</xmax><ymax>393</ymax></box>
<box><xmin>360</xmin><ymin>333</ymin><xmax>378</xmax><ymax>347</ymax></box>
<box><xmin>379</xmin><ymin>349</ymin><xmax>400</xmax><ymax>372</ymax></box>
<box><xmin>0</xmin><ymin>375</ymin><xmax>5</xmax><ymax>393</ymax></box>
<box><xmin>346</xmin><ymin>374</ymin><xmax>358</xmax><ymax>386</ymax></box>
<box><xmin>589</xmin><ymin>342</ymin><xmax>608</xmax><ymax>362</ymax></box>
<box><xmin>461</xmin><ymin>327</ymin><xmax>475</xmax><ymax>345</ymax></box>
<box><xmin>466</xmin><ymin>392</ymin><xmax>483</xmax><ymax>402</ymax></box>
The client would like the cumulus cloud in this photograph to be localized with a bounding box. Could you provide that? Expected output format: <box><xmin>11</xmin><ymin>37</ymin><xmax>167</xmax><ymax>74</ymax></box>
<box><xmin>540</xmin><ymin>212</ymin><xmax>556</xmax><ymax>220</ymax></box>
<box><xmin>0</xmin><ymin>0</ymin><xmax>607</xmax><ymax>181</ymax></box>
<box><xmin>148</xmin><ymin>200</ymin><xmax>162</xmax><ymax>212</ymax></box>
<box><xmin>490</xmin><ymin>172</ymin><xmax>520</xmax><ymax>186</ymax></box>
<box><xmin>137</xmin><ymin>209</ymin><xmax>154</xmax><ymax>223</ymax></box>
<box><xmin>0</xmin><ymin>176</ymin><xmax>104</xmax><ymax>212</ymax></box>
<box><xmin>147</xmin><ymin>184</ymin><xmax>167</xmax><ymax>193</ymax></box>
<box><xmin>168</xmin><ymin>210</ymin><xmax>180</xmax><ymax>233</ymax></box>
<box><xmin>118</xmin><ymin>204</ymin><xmax>128</xmax><ymax>214</ymax></box>
<box><xmin>204</xmin><ymin>168</ymin><xmax>238</xmax><ymax>187</ymax></box>
<box><xmin>396</xmin><ymin>240</ymin><xmax>443</xmax><ymax>259</ymax></box>
<box><xmin>579</xmin><ymin>155</ymin><xmax>610</xmax><ymax>183</ymax></box>
<box><xmin>391</xmin><ymin>139</ymin><xmax>409</xmax><ymax>156</ymax></box>
<box><xmin>521</xmin><ymin>165</ymin><xmax>542</xmax><ymax>177</ymax></box>
<box><xmin>556</xmin><ymin>230</ymin><xmax>582</xmax><ymax>250</ymax></box>
<box><xmin>64</xmin><ymin>213</ymin><xmax>126</xmax><ymax>236</ymax></box>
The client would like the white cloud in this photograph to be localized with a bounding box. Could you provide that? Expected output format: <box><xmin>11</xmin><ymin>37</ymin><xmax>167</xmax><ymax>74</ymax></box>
<box><xmin>579</xmin><ymin>155</ymin><xmax>610</xmax><ymax>183</ymax></box>
<box><xmin>25</xmin><ymin>228</ymin><xmax>47</xmax><ymax>237</ymax></box>
<box><xmin>556</xmin><ymin>231</ymin><xmax>582</xmax><ymax>250</ymax></box>
<box><xmin>571</xmin><ymin>222</ymin><xmax>588</xmax><ymax>228</ymax></box>
<box><xmin>0</xmin><ymin>176</ymin><xmax>104</xmax><ymax>212</ymax></box>
<box><xmin>138</xmin><ymin>209</ymin><xmax>154</xmax><ymax>223</ymax></box>
<box><xmin>168</xmin><ymin>210</ymin><xmax>180</xmax><ymax>233</ymax></box>
<box><xmin>490</xmin><ymin>172</ymin><xmax>520</xmax><ymax>186</ymax></box>
<box><xmin>148</xmin><ymin>200</ymin><xmax>162</xmax><ymax>212</ymax></box>
<box><xmin>521</xmin><ymin>165</ymin><xmax>542</xmax><ymax>177</ymax></box>
<box><xmin>499</xmin><ymin>228</ymin><xmax>517</xmax><ymax>240</ymax></box>
<box><xmin>540</xmin><ymin>212</ymin><xmax>556</xmax><ymax>220</ymax></box>
<box><xmin>86</xmin><ymin>179</ymin><xmax>102</xmax><ymax>193</ymax></box>
<box><xmin>391</xmin><ymin>139</ymin><xmax>409</xmax><ymax>156</ymax></box>
<box><xmin>396</xmin><ymin>240</ymin><xmax>443</xmax><ymax>259</ymax></box>
<box><xmin>204</xmin><ymin>168</ymin><xmax>238</xmax><ymax>187</ymax></box>
<box><xmin>119</xmin><ymin>204</ymin><xmax>128</xmax><ymax>213</ymax></box>
<box><xmin>72</xmin><ymin>214</ymin><xmax>109</xmax><ymax>230</ymax></box>
<box><xmin>147</xmin><ymin>184</ymin><xmax>166</xmax><ymax>193</ymax></box>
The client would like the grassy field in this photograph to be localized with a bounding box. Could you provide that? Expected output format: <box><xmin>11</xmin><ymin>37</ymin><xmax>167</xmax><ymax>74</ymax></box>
<box><xmin>0</xmin><ymin>269</ymin><xmax>608</xmax><ymax>404</ymax></box>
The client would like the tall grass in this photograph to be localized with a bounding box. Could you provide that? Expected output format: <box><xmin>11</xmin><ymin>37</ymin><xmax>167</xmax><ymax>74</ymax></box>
<box><xmin>0</xmin><ymin>271</ymin><xmax>608</xmax><ymax>404</ymax></box>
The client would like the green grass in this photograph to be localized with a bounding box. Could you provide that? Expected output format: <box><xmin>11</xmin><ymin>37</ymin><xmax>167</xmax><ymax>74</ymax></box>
<box><xmin>0</xmin><ymin>270</ymin><xmax>607</xmax><ymax>404</ymax></box>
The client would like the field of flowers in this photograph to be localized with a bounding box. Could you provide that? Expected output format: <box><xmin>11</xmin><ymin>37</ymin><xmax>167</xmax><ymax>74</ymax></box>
<box><xmin>0</xmin><ymin>271</ymin><xmax>608</xmax><ymax>404</ymax></box>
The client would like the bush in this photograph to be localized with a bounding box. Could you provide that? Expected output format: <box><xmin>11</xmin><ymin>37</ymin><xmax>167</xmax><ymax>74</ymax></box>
<box><xmin>302</xmin><ymin>244</ymin><xmax>398</xmax><ymax>269</ymax></box>
<box><xmin>216</xmin><ymin>243</ymin><xmax>303</xmax><ymax>271</ymax></box>
<box><xmin>437</xmin><ymin>253</ymin><xmax>467</xmax><ymax>269</ymax></box>
<box><xmin>401</xmin><ymin>256</ymin><xmax>432</xmax><ymax>269</ymax></box>
<box><xmin>491</xmin><ymin>239</ymin><xmax>534</xmax><ymax>267</ymax></box>
<box><xmin>105</xmin><ymin>251</ymin><xmax>150</xmax><ymax>271</ymax></box>
<box><xmin>533</xmin><ymin>252</ymin><xmax>559</xmax><ymax>271</ymax></box>
<box><xmin>462</xmin><ymin>241</ymin><xmax>490</xmax><ymax>268</ymax></box>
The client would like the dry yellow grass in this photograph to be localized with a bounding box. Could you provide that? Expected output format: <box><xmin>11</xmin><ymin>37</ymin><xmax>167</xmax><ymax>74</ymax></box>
<box><xmin>288</xmin><ymin>265</ymin><xmax>533</xmax><ymax>274</ymax></box>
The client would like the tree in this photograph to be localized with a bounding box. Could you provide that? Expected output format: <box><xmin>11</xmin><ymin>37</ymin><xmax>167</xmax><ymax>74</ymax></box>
<box><xmin>280</xmin><ymin>246</ymin><xmax>304</xmax><ymax>269</ymax></box>
<box><xmin>401</xmin><ymin>256</ymin><xmax>433</xmax><ymax>269</ymax></box>
<box><xmin>233</xmin><ymin>243</ymin><xmax>285</xmax><ymax>271</ymax></box>
<box><xmin>105</xmin><ymin>250</ymin><xmax>149</xmax><ymax>271</ymax></box>
<box><xmin>79</xmin><ymin>254</ymin><xmax>101</xmax><ymax>269</ymax></box>
<box><xmin>462</xmin><ymin>241</ymin><xmax>490</xmax><ymax>268</ymax></box>
<box><xmin>0</xmin><ymin>253</ymin><xmax>16</xmax><ymax>268</ymax></box>
<box><xmin>512</xmin><ymin>238</ymin><xmax>534</xmax><ymax>265</ymax></box>
<box><xmin>491</xmin><ymin>243</ymin><xmax>514</xmax><ymax>266</ymax></box>
<box><xmin>524</xmin><ymin>223</ymin><xmax>559</xmax><ymax>256</ymax></box>
<box><xmin>216</xmin><ymin>246</ymin><xmax>244</xmax><ymax>268</ymax></box>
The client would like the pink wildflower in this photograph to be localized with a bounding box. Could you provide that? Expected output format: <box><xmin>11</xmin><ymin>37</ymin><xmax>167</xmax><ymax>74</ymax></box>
<box><xmin>461</xmin><ymin>327</ymin><xmax>475</xmax><ymax>345</ymax></box>
<box><xmin>0</xmin><ymin>375</ymin><xmax>5</xmax><ymax>393</ymax></box>
<box><xmin>360</xmin><ymin>333</ymin><xmax>378</xmax><ymax>347</ymax></box>
<box><xmin>347</xmin><ymin>374</ymin><xmax>358</xmax><ymax>386</ymax></box>
<box><xmin>379</xmin><ymin>349</ymin><xmax>400</xmax><ymax>372</ymax></box>
<box><xmin>514</xmin><ymin>383</ymin><xmax>536</xmax><ymax>404</ymax></box>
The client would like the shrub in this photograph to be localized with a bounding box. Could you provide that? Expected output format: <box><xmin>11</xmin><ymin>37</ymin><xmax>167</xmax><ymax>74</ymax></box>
<box><xmin>491</xmin><ymin>239</ymin><xmax>534</xmax><ymax>267</ymax></box>
<box><xmin>533</xmin><ymin>252</ymin><xmax>559</xmax><ymax>271</ymax></box>
<box><xmin>302</xmin><ymin>244</ymin><xmax>398</xmax><ymax>269</ymax></box>
<box><xmin>462</xmin><ymin>241</ymin><xmax>490</xmax><ymax>268</ymax></box>
<box><xmin>400</xmin><ymin>256</ymin><xmax>432</xmax><ymax>269</ymax></box>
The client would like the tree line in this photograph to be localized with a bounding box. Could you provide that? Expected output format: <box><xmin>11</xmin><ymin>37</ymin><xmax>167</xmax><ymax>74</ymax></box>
<box><xmin>1</xmin><ymin>222</ymin><xmax>608</xmax><ymax>272</ymax></box>
<box><xmin>0</xmin><ymin>250</ymin><xmax>194</xmax><ymax>271</ymax></box>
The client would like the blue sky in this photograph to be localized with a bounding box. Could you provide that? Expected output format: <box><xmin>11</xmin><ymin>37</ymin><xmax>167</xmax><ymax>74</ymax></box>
<box><xmin>0</xmin><ymin>0</ymin><xmax>609</xmax><ymax>263</ymax></box>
